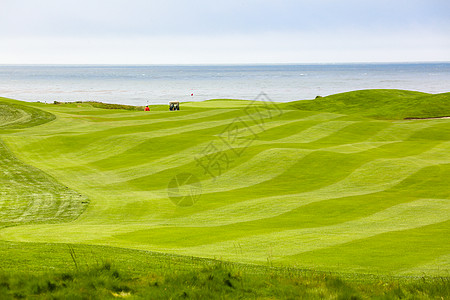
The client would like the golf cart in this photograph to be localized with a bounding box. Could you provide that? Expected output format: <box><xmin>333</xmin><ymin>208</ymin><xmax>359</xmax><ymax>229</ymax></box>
<box><xmin>169</xmin><ymin>101</ymin><xmax>180</xmax><ymax>111</ymax></box>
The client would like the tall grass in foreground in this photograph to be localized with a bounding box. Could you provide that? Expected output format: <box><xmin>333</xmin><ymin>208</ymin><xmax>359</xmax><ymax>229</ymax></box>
<box><xmin>0</xmin><ymin>260</ymin><xmax>448</xmax><ymax>299</ymax></box>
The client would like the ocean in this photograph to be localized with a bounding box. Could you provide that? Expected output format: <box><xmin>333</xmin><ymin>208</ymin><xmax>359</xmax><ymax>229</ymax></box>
<box><xmin>0</xmin><ymin>63</ymin><xmax>449</xmax><ymax>105</ymax></box>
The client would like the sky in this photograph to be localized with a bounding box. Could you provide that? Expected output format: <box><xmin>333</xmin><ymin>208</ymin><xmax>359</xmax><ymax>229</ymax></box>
<box><xmin>0</xmin><ymin>0</ymin><xmax>449</xmax><ymax>64</ymax></box>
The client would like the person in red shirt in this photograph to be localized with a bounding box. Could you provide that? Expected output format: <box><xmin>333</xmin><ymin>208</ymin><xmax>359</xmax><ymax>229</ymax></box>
<box><xmin>144</xmin><ymin>106</ymin><xmax>150</xmax><ymax>111</ymax></box>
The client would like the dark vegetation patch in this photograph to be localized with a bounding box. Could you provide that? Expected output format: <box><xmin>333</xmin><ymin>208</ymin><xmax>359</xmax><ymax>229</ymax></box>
<box><xmin>53</xmin><ymin>100</ymin><xmax>145</xmax><ymax>111</ymax></box>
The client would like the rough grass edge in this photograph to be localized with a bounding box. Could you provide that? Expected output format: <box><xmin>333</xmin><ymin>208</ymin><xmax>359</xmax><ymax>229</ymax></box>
<box><xmin>0</xmin><ymin>260</ymin><xmax>448</xmax><ymax>299</ymax></box>
<box><xmin>53</xmin><ymin>100</ymin><xmax>145</xmax><ymax>111</ymax></box>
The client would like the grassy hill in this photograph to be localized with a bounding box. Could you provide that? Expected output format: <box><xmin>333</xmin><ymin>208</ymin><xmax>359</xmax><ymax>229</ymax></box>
<box><xmin>0</xmin><ymin>90</ymin><xmax>449</xmax><ymax>297</ymax></box>
<box><xmin>283</xmin><ymin>89</ymin><xmax>450</xmax><ymax>119</ymax></box>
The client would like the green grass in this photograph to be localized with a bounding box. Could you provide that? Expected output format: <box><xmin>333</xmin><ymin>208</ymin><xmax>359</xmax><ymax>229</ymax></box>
<box><xmin>0</xmin><ymin>241</ymin><xmax>448</xmax><ymax>299</ymax></box>
<box><xmin>1</xmin><ymin>263</ymin><xmax>448</xmax><ymax>300</ymax></box>
<box><xmin>0</xmin><ymin>140</ymin><xmax>88</xmax><ymax>228</ymax></box>
<box><xmin>53</xmin><ymin>100</ymin><xmax>150</xmax><ymax>111</ymax></box>
<box><xmin>283</xmin><ymin>89</ymin><xmax>450</xmax><ymax>119</ymax></box>
<box><xmin>0</xmin><ymin>99</ymin><xmax>55</xmax><ymax>131</ymax></box>
<box><xmin>0</xmin><ymin>90</ymin><xmax>449</xmax><ymax>297</ymax></box>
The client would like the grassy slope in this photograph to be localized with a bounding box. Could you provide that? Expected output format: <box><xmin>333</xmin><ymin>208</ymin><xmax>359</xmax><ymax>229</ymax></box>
<box><xmin>0</xmin><ymin>99</ymin><xmax>55</xmax><ymax>131</ymax></box>
<box><xmin>283</xmin><ymin>89</ymin><xmax>450</xmax><ymax>119</ymax></box>
<box><xmin>0</xmin><ymin>90</ymin><xmax>449</xmax><ymax>280</ymax></box>
<box><xmin>0</xmin><ymin>99</ymin><xmax>88</xmax><ymax>228</ymax></box>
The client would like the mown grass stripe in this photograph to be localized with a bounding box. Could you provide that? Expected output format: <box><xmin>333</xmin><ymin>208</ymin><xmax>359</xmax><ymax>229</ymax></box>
<box><xmin>275</xmin><ymin>120</ymin><xmax>358</xmax><ymax>143</ymax></box>
<box><xmin>180</xmin><ymin>198</ymin><xmax>450</xmax><ymax>262</ymax></box>
<box><xmin>398</xmin><ymin>253</ymin><xmax>450</xmax><ymax>275</ymax></box>
<box><xmin>167</xmin><ymin>142</ymin><xmax>450</xmax><ymax>226</ymax></box>
<box><xmin>368</xmin><ymin>120</ymin><xmax>437</xmax><ymax>142</ymax></box>
<box><xmin>18</xmin><ymin>110</ymin><xmax>287</xmax><ymax>165</ymax></box>
<box><xmin>104</xmin><ymin>118</ymin><xmax>376</xmax><ymax>190</ymax></box>
<box><xmin>281</xmin><ymin>219</ymin><xmax>450</xmax><ymax>275</ymax></box>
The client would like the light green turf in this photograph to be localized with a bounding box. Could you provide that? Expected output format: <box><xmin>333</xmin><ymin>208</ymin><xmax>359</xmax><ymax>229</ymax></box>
<box><xmin>0</xmin><ymin>141</ymin><xmax>88</xmax><ymax>228</ymax></box>
<box><xmin>0</xmin><ymin>100</ymin><xmax>87</xmax><ymax>228</ymax></box>
<box><xmin>0</xmin><ymin>90</ymin><xmax>449</xmax><ymax>276</ymax></box>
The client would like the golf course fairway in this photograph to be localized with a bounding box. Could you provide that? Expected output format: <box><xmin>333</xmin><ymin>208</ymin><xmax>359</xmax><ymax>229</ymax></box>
<box><xmin>0</xmin><ymin>89</ymin><xmax>449</xmax><ymax>297</ymax></box>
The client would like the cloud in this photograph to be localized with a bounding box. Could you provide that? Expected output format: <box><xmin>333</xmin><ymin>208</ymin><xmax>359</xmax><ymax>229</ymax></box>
<box><xmin>2</xmin><ymin>29</ymin><xmax>449</xmax><ymax>64</ymax></box>
<box><xmin>1</xmin><ymin>0</ymin><xmax>449</xmax><ymax>37</ymax></box>
<box><xmin>0</xmin><ymin>0</ymin><xmax>449</xmax><ymax>63</ymax></box>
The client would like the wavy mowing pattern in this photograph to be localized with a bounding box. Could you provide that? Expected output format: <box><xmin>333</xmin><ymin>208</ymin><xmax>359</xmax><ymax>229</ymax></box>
<box><xmin>56</xmin><ymin>113</ymin><xmax>448</xmax><ymax>233</ymax></box>
<box><xmin>59</xmin><ymin>116</ymin><xmax>384</xmax><ymax>191</ymax></box>
<box><xmin>160</xmin><ymin>140</ymin><xmax>422</xmax><ymax>201</ymax></box>
<box><xmin>112</xmin><ymin>113</ymin><xmax>448</xmax><ymax>269</ymax></box>
<box><xmin>19</xmin><ymin>108</ymin><xmax>289</xmax><ymax>165</ymax></box>
<box><xmin>180</xmin><ymin>199</ymin><xmax>450</xmax><ymax>261</ymax></box>
<box><xmin>13</xmin><ymin>108</ymin><xmax>239</xmax><ymax>157</ymax></box>
<box><xmin>96</xmin><ymin>141</ymin><xmax>397</xmax><ymax>187</ymax></box>
<box><xmin>274</xmin><ymin>120</ymin><xmax>357</xmax><ymax>143</ymax></box>
<box><xmin>73</xmin><ymin>121</ymin><xmax>415</xmax><ymax>189</ymax></box>
<box><xmin>0</xmin><ymin>95</ymin><xmax>449</xmax><ymax>275</ymax></box>
<box><xmin>18</xmin><ymin>110</ymin><xmax>317</xmax><ymax>188</ymax></box>
<box><xmin>75</xmin><ymin>113</ymin><xmax>341</xmax><ymax>184</ymax></box>
<box><xmin>3</xmin><ymin>107</ymin><xmax>310</xmax><ymax>215</ymax></box>
<box><xmin>11</xmin><ymin>106</ymin><xmax>448</xmax><ymax>209</ymax></box>
<box><xmin>198</xmin><ymin>148</ymin><xmax>310</xmax><ymax>194</ymax></box>
<box><xmin>8</xmin><ymin>109</ymin><xmax>380</xmax><ymax>177</ymax></box>
<box><xmin>166</xmin><ymin>142</ymin><xmax>450</xmax><ymax>226</ymax></box>
<box><xmin>367</xmin><ymin>121</ymin><xmax>437</xmax><ymax>142</ymax></box>
<box><xmin>72</xmin><ymin>118</ymin><xmax>403</xmax><ymax>197</ymax></box>
<box><xmin>156</xmin><ymin>118</ymin><xmax>444</xmax><ymax>200</ymax></box>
